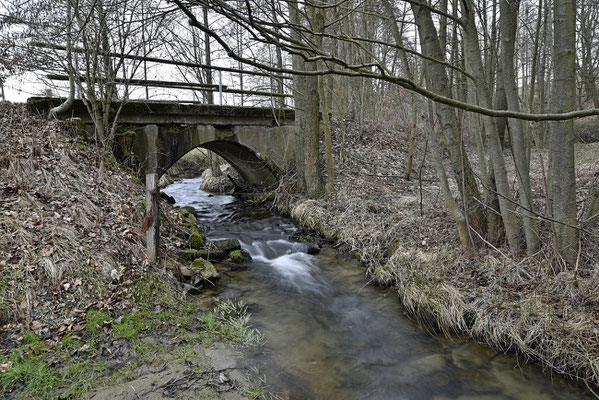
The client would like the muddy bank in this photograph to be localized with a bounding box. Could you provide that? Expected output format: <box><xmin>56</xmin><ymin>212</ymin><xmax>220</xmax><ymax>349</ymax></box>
<box><xmin>90</xmin><ymin>344</ymin><xmax>247</xmax><ymax>400</ymax></box>
<box><xmin>271</xmin><ymin>119</ymin><xmax>599</xmax><ymax>393</ymax></box>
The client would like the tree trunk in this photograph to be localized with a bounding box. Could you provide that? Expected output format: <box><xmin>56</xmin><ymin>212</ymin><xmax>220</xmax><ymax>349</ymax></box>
<box><xmin>404</xmin><ymin>103</ymin><xmax>417</xmax><ymax>181</ymax></box>
<box><xmin>583</xmin><ymin>180</ymin><xmax>599</xmax><ymax>228</ymax></box>
<box><xmin>411</xmin><ymin>3</ymin><xmax>486</xmax><ymax>244</ymax></box>
<box><xmin>314</xmin><ymin>4</ymin><xmax>334</xmax><ymax>194</ymax></box>
<box><xmin>304</xmin><ymin>61</ymin><xmax>324</xmax><ymax>197</ymax></box>
<box><xmin>550</xmin><ymin>0</ymin><xmax>578</xmax><ymax>267</ymax></box>
<box><xmin>462</xmin><ymin>0</ymin><xmax>521</xmax><ymax>253</ymax></box>
<box><xmin>381</xmin><ymin>0</ymin><xmax>418</xmax><ymax>181</ymax></box>
<box><xmin>500</xmin><ymin>0</ymin><xmax>540</xmax><ymax>254</ymax></box>
<box><xmin>494</xmin><ymin>64</ymin><xmax>509</xmax><ymax>148</ymax></box>
<box><xmin>203</xmin><ymin>7</ymin><xmax>213</xmax><ymax>105</ymax></box>
<box><xmin>288</xmin><ymin>2</ymin><xmax>305</xmax><ymax>191</ymax></box>
<box><xmin>424</xmin><ymin>103</ymin><xmax>471</xmax><ymax>249</ymax></box>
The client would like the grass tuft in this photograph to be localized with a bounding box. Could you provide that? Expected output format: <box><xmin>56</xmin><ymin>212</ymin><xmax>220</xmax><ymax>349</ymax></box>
<box><xmin>199</xmin><ymin>299</ymin><xmax>265</xmax><ymax>347</ymax></box>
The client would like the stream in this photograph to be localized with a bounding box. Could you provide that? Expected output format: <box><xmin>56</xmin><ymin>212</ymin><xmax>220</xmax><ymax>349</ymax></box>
<box><xmin>164</xmin><ymin>177</ymin><xmax>590</xmax><ymax>400</ymax></box>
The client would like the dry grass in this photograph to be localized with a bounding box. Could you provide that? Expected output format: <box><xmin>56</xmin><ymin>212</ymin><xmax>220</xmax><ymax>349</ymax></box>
<box><xmin>0</xmin><ymin>103</ymin><xmax>187</xmax><ymax>344</ymax></box>
<box><xmin>273</xmin><ymin>106</ymin><xmax>599</xmax><ymax>391</ymax></box>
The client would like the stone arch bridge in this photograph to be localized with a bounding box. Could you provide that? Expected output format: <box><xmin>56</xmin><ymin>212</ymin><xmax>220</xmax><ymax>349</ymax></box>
<box><xmin>28</xmin><ymin>97</ymin><xmax>296</xmax><ymax>186</ymax></box>
<box><xmin>29</xmin><ymin>97</ymin><xmax>296</xmax><ymax>261</ymax></box>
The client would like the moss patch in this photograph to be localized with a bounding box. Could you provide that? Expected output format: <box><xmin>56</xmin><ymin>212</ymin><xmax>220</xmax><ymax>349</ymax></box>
<box><xmin>188</xmin><ymin>231</ymin><xmax>206</xmax><ymax>250</ymax></box>
<box><xmin>227</xmin><ymin>250</ymin><xmax>252</xmax><ymax>263</ymax></box>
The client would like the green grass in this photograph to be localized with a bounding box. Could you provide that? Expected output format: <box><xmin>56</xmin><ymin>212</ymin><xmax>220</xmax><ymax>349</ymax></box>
<box><xmin>0</xmin><ymin>336</ymin><xmax>63</xmax><ymax>400</ymax></box>
<box><xmin>61</xmin><ymin>360</ymin><xmax>99</xmax><ymax>399</ymax></box>
<box><xmin>241</xmin><ymin>381</ymin><xmax>265</xmax><ymax>400</ymax></box>
<box><xmin>57</xmin><ymin>334</ymin><xmax>80</xmax><ymax>352</ymax></box>
<box><xmin>1</xmin><ymin>276</ymin><xmax>263</xmax><ymax>399</ymax></box>
<box><xmin>86</xmin><ymin>309</ymin><xmax>111</xmax><ymax>335</ymax></box>
<box><xmin>198</xmin><ymin>299</ymin><xmax>264</xmax><ymax>347</ymax></box>
<box><xmin>113</xmin><ymin>312</ymin><xmax>150</xmax><ymax>340</ymax></box>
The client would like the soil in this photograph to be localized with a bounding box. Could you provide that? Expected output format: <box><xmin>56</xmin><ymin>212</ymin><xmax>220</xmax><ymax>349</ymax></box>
<box><xmin>90</xmin><ymin>345</ymin><xmax>246</xmax><ymax>400</ymax></box>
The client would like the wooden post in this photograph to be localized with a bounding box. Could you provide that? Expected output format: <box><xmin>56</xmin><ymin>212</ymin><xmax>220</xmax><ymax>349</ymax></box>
<box><xmin>145</xmin><ymin>173</ymin><xmax>159</xmax><ymax>262</ymax></box>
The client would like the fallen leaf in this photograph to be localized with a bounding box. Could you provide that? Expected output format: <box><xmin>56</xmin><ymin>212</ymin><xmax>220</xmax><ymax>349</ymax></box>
<box><xmin>0</xmin><ymin>361</ymin><xmax>13</xmax><ymax>372</ymax></box>
<box><xmin>169</xmin><ymin>336</ymin><xmax>183</xmax><ymax>345</ymax></box>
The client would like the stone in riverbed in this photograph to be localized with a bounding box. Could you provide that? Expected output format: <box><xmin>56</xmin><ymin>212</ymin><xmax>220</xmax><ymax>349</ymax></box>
<box><xmin>191</xmin><ymin>258</ymin><xmax>220</xmax><ymax>282</ymax></box>
<box><xmin>160</xmin><ymin>192</ymin><xmax>176</xmax><ymax>204</ymax></box>
<box><xmin>306</xmin><ymin>243</ymin><xmax>321</xmax><ymax>255</ymax></box>
<box><xmin>188</xmin><ymin>231</ymin><xmax>205</xmax><ymax>250</ymax></box>
<box><xmin>176</xmin><ymin>249</ymin><xmax>197</xmax><ymax>261</ymax></box>
<box><xmin>183</xmin><ymin>283</ymin><xmax>202</xmax><ymax>295</ymax></box>
<box><xmin>179</xmin><ymin>206</ymin><xmax>196</xmax><ymax>215</ymax></box>
<box><xmin>226</xmin><ymin>249</ymin><xmax>252</xmax><ymax>263</ymax></box>
<box><xmin>212</xmin><ymin>239</ymin><xmax>241</xmax><ymax>252</ymax></box>
<box><xmin>195</xmin><ymin>249</ymin><xmax>226</xmax><ymax>262</ymax></box>
<box><xmin>176</xmin><ymin>249</ymin><xmax>226</xmax><ymax>262</ymax></box>
<box><xmin>176</xmin><ymin>206</ymin><xmax>198</xmax><ymax>227</ymax></box>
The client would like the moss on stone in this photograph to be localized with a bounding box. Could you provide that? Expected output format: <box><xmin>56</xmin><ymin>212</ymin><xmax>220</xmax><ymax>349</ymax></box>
<box><xmin>188</xmin><ymin>231</ymin><xmax>205</xmax><ymax>250</ymax></box>
<box><xmin>191</xmin><ymin>258</ymin><xmax>215</xmax><ymax>271</ymax></box>
<box><xmin>176</xmin><ymin>249</ymin><xmax>226</xmax><ymax>262</ymax></box>
<box><xmin>227</xmin><ymin>249</ymin><xmax>252</xmax><ymax>263</ymax></box>
<box><xmin>191</xmin><ymin>258</ymin><xmax>219</xmax><ymax>281</ymax></box>
<box><xmin>178</xmin><ymin>208</ymin><xmax>198</xmax><ymax>230</ymax></box>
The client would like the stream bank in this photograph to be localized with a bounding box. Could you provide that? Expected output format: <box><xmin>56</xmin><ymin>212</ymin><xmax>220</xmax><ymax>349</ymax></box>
<box><xmin>269</xmin><ymin>119</ymin><xmax>599</xmax><ymax>395</ymax></box>
<box><xmin>0</xmin><ymin>104</ymin><xmax>264</xmax><ymax>399</ymax></box>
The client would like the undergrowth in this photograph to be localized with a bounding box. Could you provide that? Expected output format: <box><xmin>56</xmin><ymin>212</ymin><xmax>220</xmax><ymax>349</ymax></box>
<box><xmin>273</xmin><ymin>117</ymin><xmax>599</xmax><ymax>392</ymax></box>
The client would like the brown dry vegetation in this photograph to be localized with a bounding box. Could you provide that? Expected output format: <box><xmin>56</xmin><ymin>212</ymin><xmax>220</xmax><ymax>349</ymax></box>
<box><xmin>0</xmin><ymin>103</ymin><xmax>234</xmax><ymax>398</ymax></box>
<box><xmin>274</xmin><ymin>103</ymin><xmax>599</xmax><ymax>392</ymax></box>
<box><xmin>0</xmin><ymin>102</ymin><xmax>189</xmax><ymax>335</ymax></box>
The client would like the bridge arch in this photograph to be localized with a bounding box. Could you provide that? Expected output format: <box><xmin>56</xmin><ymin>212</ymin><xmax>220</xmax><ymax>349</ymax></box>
<box><xmin>28</xmin><ymin>97</ymin><xmax>296</xmax><ymax>261</ymax></box>
<box><xmin>167</xmin><ymin>140</ymin><xmax>277</xmax><ymax>186</ymax></box>
<box><xmin>129</xmin><ymin>123</ymin><xmax>294</xmax><ymax>187</ymax></box>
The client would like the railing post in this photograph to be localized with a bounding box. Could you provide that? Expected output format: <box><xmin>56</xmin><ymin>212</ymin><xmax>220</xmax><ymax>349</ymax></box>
<box><xmin>219</xmin><ymin>70</ymin><xmax>223</xmax><ymax>105</ymax></box>
<box><xmin>145</xmin><ymin>173</ymin><xmax>159</xmax><ymax>262</ymax></box>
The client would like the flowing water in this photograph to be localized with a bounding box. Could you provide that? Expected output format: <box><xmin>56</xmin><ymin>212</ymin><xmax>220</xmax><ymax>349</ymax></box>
<box><xmin>164</xmin><ymin>177</ymin><xmax>590</xmax><ymax>400</ymax></box>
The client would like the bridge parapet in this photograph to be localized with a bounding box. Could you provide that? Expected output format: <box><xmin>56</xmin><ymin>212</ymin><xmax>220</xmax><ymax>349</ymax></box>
<box><xmin>28</xmin><ymin>97</ymin><xmax>295</xmax><ymax>186</ymax></box>
<box><xmin>27</xmin><ymin>97</ymin><xmax>295</xmax><ymax>126</ymax></box>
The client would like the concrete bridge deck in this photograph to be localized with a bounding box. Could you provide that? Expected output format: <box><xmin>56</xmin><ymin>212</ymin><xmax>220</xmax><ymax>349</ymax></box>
<box><xmin>27</xmin><ymin>97</ymin><xmax>295</xmax><ymax>126</ymax></box>
<box><xmin>27</xmin><ymin>97</ymin><xmax>296</xmax><ymax>185</ymax></box>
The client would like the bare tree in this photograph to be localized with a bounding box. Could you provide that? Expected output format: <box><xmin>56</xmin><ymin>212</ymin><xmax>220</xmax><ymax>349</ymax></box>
<box><xmin>550</xmin><ymin>0</ymin><xmax>578</xmax><ymax>266</ymax></box>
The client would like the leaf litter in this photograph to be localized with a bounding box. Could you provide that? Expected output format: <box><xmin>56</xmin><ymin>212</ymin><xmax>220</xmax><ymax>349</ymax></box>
<box><xmin>0</xmin><ymin>103</ymin><xmax>256</xmax><ymax>399</ymax></box>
